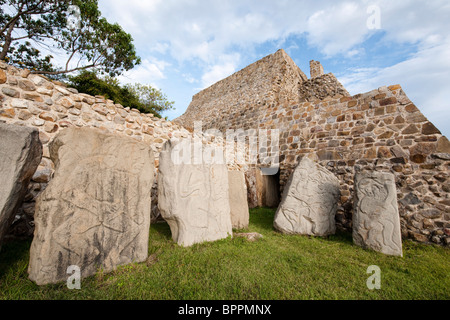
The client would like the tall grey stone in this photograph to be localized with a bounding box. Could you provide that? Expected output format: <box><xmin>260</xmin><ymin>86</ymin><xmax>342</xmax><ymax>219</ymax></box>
<box><xmin>158</xmin><ymin>138</ymin><xmax>232</xmax><ymax>247</ymax></box>
<box><xmin>28</xmin><ymin>127</ymin><xmax>154</xmax><ymax>285</ymax></box>
<box><xmin>353</xmin><ymin>171</ymin><xmax>403</xmax><ymax>257</ymax></box>
<box><xmin>273</xmin><ymin>157</ymin><xmax>340</xmax><ymax>236</ymax></box>
<box><xmin>0</xmin><ymin>123</ymin><xmax>42</xmax><ymax>248</ymax></box>
<box><xmin>228</xmin><ymin>170</ymin><xmax>249</xmax><ymax>230</ymax></box>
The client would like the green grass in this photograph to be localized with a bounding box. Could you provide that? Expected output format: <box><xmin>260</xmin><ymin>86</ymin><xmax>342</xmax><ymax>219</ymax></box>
<box><xmin>0</xmin><ymin>208</ymin><xmax>449</xmax><ymax>300</ymax></box>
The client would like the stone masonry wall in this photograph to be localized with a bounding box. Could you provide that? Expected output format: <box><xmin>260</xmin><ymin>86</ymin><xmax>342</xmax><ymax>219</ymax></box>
<box><xmin>274</xmin><ymin>85</ymin><xmax>450</xmax><ymax>245</ymax></box>
<box><xmin>176</xmin><ymin>50</ymin><xmax>450</xmax><ymax>246</ymax></box>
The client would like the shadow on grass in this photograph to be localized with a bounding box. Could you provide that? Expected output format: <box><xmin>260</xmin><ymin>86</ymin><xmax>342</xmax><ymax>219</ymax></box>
<box><xmin>249</xmin><ymin>207</ymin><xmax>276</xmax><ymax>233</ymax></box>
<box><xmin>150</xmin><ymin>221</ymin><xmax>172</xmax><ymax>240</ymax></box>
<box><xmin>0</xmin><ymin>239</ymin><xmax>31</xmax><ymax>280</ymax></box>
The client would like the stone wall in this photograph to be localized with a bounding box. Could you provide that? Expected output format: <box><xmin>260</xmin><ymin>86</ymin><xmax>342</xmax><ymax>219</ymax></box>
<box><xmin>275</xmin><ymin>85</ymin><xmax>450</xmax><ymax>245</ymax></box>
<box><xmin>176</xmin><ymin>49</ymin><xmax>450</xmax><ymax>246</ymax></box>
<box><xmin>0</xmin><ymin>61</ymin><xmax>190</xmax><ymax>239</ymax></box>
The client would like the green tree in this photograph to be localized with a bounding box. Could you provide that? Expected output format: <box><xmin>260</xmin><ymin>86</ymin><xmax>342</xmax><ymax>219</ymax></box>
<box><xmin>69</xmin><ymin>71</ymin><xmax>174</xmax><ymax>118</ymax></box>
<box><xmin>125</xmin><ymin>83</ymin><xmax>174</xmax><ymax>115</ymax></box>
<box><xmin>0</xmin><ymin>0</ymin><xmax>140</xmax><ymax>77</ymax></box>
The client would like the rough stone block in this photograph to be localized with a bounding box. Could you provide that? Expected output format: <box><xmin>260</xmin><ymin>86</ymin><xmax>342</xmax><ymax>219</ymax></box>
<box><xmin>353</xmin><ymin>171</ymin><xmax>403</xmax><ymax>257</ymax></box>
<box><xmin>0</xmin><ymin>123</ymin><xmax>42</xmax><ymax>248</ymax></box>
<box><xmin>273</xmin><ymin>157</ymin><xmax>340</xmax><ymax>236</ymax></box>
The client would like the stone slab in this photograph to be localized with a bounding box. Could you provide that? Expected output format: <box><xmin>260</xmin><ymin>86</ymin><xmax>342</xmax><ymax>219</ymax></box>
<box><xmin>353</xmin><ymin>171</ymin><xmax>403</xmax><ymax>257</ymax></box>
<box><xmin>28</xmin><ymin>127</ymin><xmax>154</xmax><ymax>285</ymax></box>
<box><xmin>273</xmin><ymin>157</ymin><xmax>340</xmax><ymax>236</ymax></box>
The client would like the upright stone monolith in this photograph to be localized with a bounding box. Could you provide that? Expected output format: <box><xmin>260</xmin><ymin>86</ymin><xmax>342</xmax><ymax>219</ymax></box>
<box><xmin>0</xmin><ymin>123</ymin><xmax>42</xmax><ymax>249</ymax></box>
<box><xmin>273</xmin><ymin>157</ymin><xmax>340</xmax><ymax>236</ymax></box>
<box><xmin>158</xmin><ymin>138</ymin><xmax>232</xmax><ymax>247</ymax></box>
<box><xmin>28</xmin><ymin>127</ymin><xmax>154</xmax><ymax>285</ymax></box>
<box><xmin>353</xmin><ymin>171</ymin><xmax>403</xmax><ymax>257</ymax></box>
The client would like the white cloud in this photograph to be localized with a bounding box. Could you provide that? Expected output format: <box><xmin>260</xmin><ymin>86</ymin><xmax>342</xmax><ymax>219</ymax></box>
<box><xmin>201</xmin><ymin>62</ymin><xmax>236</xmax><ymax>89</ymax></box>
<box><xmin>340</xmin><ymin>36</ymin><xmax>450</xmax><ymax>136</ymax></box>
<box><xmin>117</xmin><ymin>58</ymin><xmax>169</xmax><ymax>87</ymax></box>
<box><xmin>305</xmin><ymin>2</ymin><xmax>370</xmax><ymax>56</ymax></box>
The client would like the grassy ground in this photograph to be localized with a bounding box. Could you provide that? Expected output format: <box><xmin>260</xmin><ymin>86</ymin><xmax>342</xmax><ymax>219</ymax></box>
<box><xmin>0</xmin><ymin>208</ymin><xmax>448</xmax><ymax>300</ymax></box>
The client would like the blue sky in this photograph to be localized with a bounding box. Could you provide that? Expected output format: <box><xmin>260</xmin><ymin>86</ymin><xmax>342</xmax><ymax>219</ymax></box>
<box><xmin>98</xmin><ymin>0</ymin><xmax>450</xmax><ymax>137</ymax></box>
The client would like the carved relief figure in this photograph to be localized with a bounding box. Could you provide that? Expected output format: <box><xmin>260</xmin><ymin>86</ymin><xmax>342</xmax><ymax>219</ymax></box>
<box><xmin>353</xmin><ymin>172</ymin><xmax>403</xmax><ymax>257</ymax></box>
<box><xmin>274</xmin><ymin>157</ymin><xmax>340</xmax><ymax>236</ymax></box>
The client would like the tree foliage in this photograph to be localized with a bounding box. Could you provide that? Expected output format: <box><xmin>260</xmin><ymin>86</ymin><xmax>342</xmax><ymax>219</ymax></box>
<box><xmin>69</xmin><ymin>71</ymin><xmax>174</xmax><ymax>118</ymax></box>
<box><xmin>0</xmin><ymin>0</ymin><xmax>140</xmax><ymax>77</ymax></box>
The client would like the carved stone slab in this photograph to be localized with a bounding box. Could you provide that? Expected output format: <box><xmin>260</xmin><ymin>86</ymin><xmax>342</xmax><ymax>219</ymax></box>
<box><xmin>228</xmin><ymin>170</ymin><xmax>249</xmax><ymax>230</ymax></box>
<box><xmin>158</xmin><ymin>139</ymin><xmax>232</xmax><ymax>247</ymax></box>
<box><xmin>273</xmin><ymin>157</ymin><xmax>340</xmax><ymax>236</ymax></box>
<box><xmin>28</xmin><ymin>127</ymin><xmax>154</xmax><ymax>285</ymax></box>
<box><xmin>0</xmin><ymin>123</ymin><xmax>42</xmax><ymax>248</ymax></box>
<box><xmin>353</xmin><ymin>171</ymin><xmax>403</xmax><ymax>257</ymax></box>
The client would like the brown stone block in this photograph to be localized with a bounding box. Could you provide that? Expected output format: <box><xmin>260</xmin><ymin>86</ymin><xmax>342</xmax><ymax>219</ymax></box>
<box><xmin>377</xmin><ymin>146</ymin><xmax>392</xmax><ymax>158</ymax></box>
<box><xmin>410</xmin><ymin>143</ymin><xmax>436</xmax><ymax>156</ymax></box>
<box><xmin>364</xmin><ymin>147</ymin><xmax>377</xmax><ymax>159</ymax></box>
<box><xmin>39</xmin><ymin>112</ymin><xmax>57</xmax><ymax>122</ymax></box>
<box><xmin>386</xmin><ymin>105</ymin><xmax>397</xmax><ymax>114</ymax></box>
<box><xmin>410</xmin><ymin>154</ymin><xmax>427</xmax><ymax>163</ymax></box>
<box><xmin>365</xmin><ymin>123</ymin><xmax>376</xmax><ymax>132</ymax></box>
<box><xmin>378</xmin><ymin>131</ymin><xmax>394</xmax><ymax>139</ymax></box>
<box><xmin>374</xmin><ymin>107</ymin><xmax>385</xmax><ymax>116</ymax></box>
<box><xmin>353</xmin><ymin>113</ymin><xmax>364</xmax><ymax>120</ymax></box>
<box><xmin>394</xmin><ymin>115</ymin><xmax>405</xmax><ymax>124</ymax></box>
<box><xmin>44</xmin><ymin>121</ymin><xmax>58</xmax><ymax>133</ymax></box>
<box><xmin>340</xmin><ymin>96</ymin><xmax>352</xmax><ymax>103</ymax></box>
<box><xmin>0</xmin><ymin>108</ymin><xmax>15</xmax><ymax>118</ymax></box>
<box><xmin>374</xmin><ymin>93</ymin><xmax>386</xmax><ymax>100</ymax></box>
<box><xmin>379</xmin><ymin>97</ymin><xmax>398</xmax><ymax>106</ymax></box>
<box><xmin>0</xmin><ymin>69</ymin><xmax>7</xmax><ymax>84</ymax></box>
<box><xmin>405</xmin><ymin>103</ymin><xmax>419</xmax><ymax>113</ymax></box>
<box><xmin>436</xmin><ymin>136</ymin><xmax>450</xmax><ymax>153</ymax></box>
<box><xmin>422</xmin><ymin>122</ymin><xmax>441</xmax><ymax>135</ymax></box>
<box><xmin>402</xmin><ymin>124</ymin><xmax>419</xmax><ymax>134</ymax></box>
<box><xmin>23</xmin><ymin>92</ymin><xmax>43</xmax><ymax>102</ymax></box>
<box><xmin>317</xmin><ymin>150</ymin><xmax>342</xmax><ymax>161</ymax></box>
<box><xmin>348</xmin><ymin>100</ymin><xmax>357</xmax><ymax>108</ymax></box>
<box><xmin>351</xmin><ymin>126</ymin><xmax>365</xmax><ymax>136</ymax></box>
<box><xmin>388</xmin><ymin>84</ymin><xmax>402</xmax><ymax>91</ymax></box>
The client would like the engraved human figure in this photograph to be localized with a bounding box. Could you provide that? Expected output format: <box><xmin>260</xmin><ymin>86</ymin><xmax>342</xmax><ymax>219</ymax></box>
<box><xmin>353</xmin><ymin>172</ymin><xmax>402</xmax><ymax>257</ymax></box>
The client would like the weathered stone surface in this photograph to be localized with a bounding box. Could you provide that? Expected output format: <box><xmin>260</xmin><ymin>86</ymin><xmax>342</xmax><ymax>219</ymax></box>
<box><xmin>0</xmin><ymin>123</ymin><xmax>42</xmax><ymax>248</ymax></box>
<box><xmin>28</xmin><ymin>127</ymin><xmax>154</xmax><ymax>285</ymax></box>
<box><xmin>353</xmin><ymin>171</ymin><xmax>403</xmax><ymax>257</ymax></box>
<box><xmin>234</xmin><ymin>232</ymin><xmax>263</xmax><ymax>242</ymax></box>
<box><xmin>228</xmin><ymin>170</ymin><xmax>249</xmax><ymax>229</ymax></box>
<box><xmin>273</xmin><ymin>157</ymin><xmax>340</xmax><ymax>236</ymax></box>
<box><xmin>158</xmin><ymin>138</ymin><xmax>232</xmax><ymax>247</ymax></box>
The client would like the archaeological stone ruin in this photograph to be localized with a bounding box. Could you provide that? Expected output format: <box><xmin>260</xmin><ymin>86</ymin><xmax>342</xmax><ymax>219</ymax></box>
<box><xmin>274</xmin><ymin>157</ymin><xmax>340</xmax><ymax>236</ymax></box>
<box><xmin>0</xmin><ymin>48</ymin><xmax>449</xmax><ymax>284</ymax></box>
<box><xmin>28</xmin><ymin>127</ymin><xmax>155</xmax><ymax>285</ymax></box>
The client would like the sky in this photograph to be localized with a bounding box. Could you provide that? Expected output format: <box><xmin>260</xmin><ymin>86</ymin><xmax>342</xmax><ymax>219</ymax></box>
<box><xmin>97</xmin><ymin>0</ymin><xmax>450</xmax><ymax>137</ymax></box>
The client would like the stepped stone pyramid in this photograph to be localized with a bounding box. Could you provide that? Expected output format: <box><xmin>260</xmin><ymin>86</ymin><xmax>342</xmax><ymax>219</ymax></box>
<box><xmin>176</xmin><ymin>49</ymin><xmax>450</xmax><ymax>245</ymax></box>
